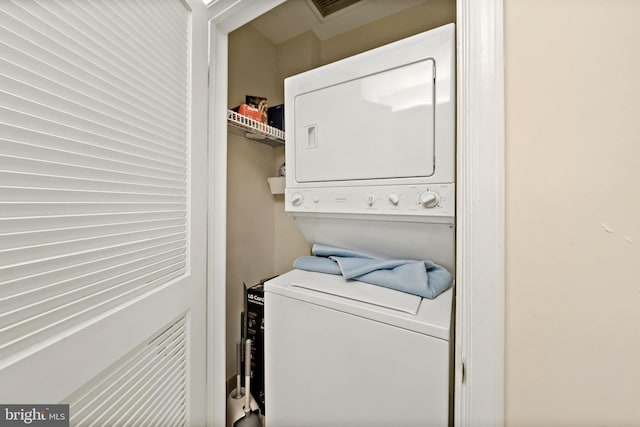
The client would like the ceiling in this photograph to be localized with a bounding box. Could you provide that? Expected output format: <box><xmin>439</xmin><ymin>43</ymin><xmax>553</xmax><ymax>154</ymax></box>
<box><xmin>250</xmin><ymin>0</ymin><xmax>430</xmax><ymax>45</ymax></box>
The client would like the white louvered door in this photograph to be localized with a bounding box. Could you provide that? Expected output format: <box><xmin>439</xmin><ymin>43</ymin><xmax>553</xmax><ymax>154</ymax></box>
<box><xmin>0</xmin><ymin>0</ymin><xmax>209</xmax><ymax>425</ymax></box>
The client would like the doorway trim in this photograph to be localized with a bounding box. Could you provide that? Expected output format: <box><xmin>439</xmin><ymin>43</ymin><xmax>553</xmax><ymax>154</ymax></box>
<box><xmin>206</xmin><ymin>1</ymin><xmax>505</xmax><ymax>425</ymax></box>
<box><xmin>454</xmin><ymin>1</ymin><xmax>505</xmax><ymax>426</ymax></box>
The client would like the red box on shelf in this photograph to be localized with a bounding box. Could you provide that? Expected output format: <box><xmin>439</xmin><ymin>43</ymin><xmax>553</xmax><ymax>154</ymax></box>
<box><xmin>238</xmin><ymin>103</ymin><xmax>263</xmax><ymax>123</ymax></box>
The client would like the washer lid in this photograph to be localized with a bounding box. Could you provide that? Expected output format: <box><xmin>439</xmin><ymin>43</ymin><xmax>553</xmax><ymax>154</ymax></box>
<box><xmin>265</xmin><ymin>269</ymin><xmax>452</xmax><ymax>340</ymax></box>
<box><xmin>292</xmin><ymin>275</ymin><xmax>422</xmax><ymax>315</ymax></box>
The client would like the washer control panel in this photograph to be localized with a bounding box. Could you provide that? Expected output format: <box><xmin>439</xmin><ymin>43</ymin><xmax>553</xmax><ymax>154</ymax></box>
<box><xmin>285</xmin><ymin>184</ymin><xmax>454</xmax><ymax>217</ymax></box>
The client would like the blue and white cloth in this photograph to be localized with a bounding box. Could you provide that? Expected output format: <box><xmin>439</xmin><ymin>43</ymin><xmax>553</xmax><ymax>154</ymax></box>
<box><xmin>293</xmin><ymin>244</ymin><xmax>452</xmax><ymax>299</ymax></box>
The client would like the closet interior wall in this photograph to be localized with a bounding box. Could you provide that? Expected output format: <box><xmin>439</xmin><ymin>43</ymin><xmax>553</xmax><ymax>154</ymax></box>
<box><xmin>226</xmin><ymin>0</ymin><xmax>456</xmax><ymax>379</ymax></box>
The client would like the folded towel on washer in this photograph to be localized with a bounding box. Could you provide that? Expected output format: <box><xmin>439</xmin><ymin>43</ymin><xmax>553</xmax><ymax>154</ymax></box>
<box><xmin>293</xmin><ymin>244</ymin><xmax>452</xmax><ymax>299</ymax></box>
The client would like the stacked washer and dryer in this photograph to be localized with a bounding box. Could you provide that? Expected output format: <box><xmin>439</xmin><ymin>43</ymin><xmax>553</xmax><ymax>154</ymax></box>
<box><xmin>264</xmin><ymin>24</ymin><xmax>456</xmax><ymax>426</ymax></box>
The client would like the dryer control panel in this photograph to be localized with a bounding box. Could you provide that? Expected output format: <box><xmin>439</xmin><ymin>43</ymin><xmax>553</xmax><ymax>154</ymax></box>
<box><xmin>285</xmin><ymin>184</ymin><xmax>454</xmax><ymax>218</ymax></box>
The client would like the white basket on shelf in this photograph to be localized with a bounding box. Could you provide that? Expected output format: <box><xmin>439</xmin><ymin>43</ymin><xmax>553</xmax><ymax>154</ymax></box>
<box><xmin>227</xmin><ymin>110</ymin><xmax>285</xmax><ymax>143</ymax></box>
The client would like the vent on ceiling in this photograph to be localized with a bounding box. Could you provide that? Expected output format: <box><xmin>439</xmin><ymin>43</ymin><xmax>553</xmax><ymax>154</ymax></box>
<box><xmin>309</xmin><ymin>0</ymin><xmax>362</xmax><ymax>18</ymax></box>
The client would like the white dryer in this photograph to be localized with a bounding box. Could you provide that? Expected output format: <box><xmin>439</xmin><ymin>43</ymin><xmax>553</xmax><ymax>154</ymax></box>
<box><xmin>265</xmin><ymin>23</ymin><xmax>456</xmax><ymax>427</ymax></box>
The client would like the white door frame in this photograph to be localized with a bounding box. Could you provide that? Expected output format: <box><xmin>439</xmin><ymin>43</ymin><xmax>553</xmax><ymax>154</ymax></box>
<box><xmin>454</xmin><ymin>1</ymin><xmax>505</xmax><ymax>426</ymax></box>
<box><xmin>205</xmin><ymin>1</ymin><xmax>505</xmax><ymax>426</ymax></box>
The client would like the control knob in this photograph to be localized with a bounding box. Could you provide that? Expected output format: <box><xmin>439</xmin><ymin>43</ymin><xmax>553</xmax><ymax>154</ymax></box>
<box><xmin>291</xmin><ymin>193</ymin><xmax>303</xmax><ymax>206</ymax></box>
<box><xmin>388</xmin><ymin>194</ymin><xmax>400</xmax><ymax>206</ymax></box>
<box><xmin>418</xmin><ymin>191</ymin><xmax>439</xmax><ymax>208</ymax></box>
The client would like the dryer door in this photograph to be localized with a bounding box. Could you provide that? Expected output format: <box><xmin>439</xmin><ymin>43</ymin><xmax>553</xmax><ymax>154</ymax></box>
<box><xmin>294</xmin><ymin>59</ymin><xmax>435</xmax><ymax>183</ymax></box>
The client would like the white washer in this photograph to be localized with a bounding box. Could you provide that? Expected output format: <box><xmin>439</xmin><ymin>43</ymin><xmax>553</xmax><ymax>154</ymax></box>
<box><xmin>265</xmin><ymin>270</ymin><xmax>452</xmax><ymax>427</ymax></box>
<box><xmin>265</xmin><ymin>23</ymin><xmax>456</xmax><ymax>426</ymax></box>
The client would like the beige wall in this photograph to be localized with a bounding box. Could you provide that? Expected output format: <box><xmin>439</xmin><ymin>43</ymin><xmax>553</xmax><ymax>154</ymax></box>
<box><xmin>505</xmin><ymin>1</ymin><xmax>640</xmax><ymax>425</ymax></box>
<box><xmin>226</xmin><ymin>24</ymin><xmax>279</xmax><ymax>376</ymax></box>
<box><xmin>276</xmin><ymin>30</ymin><xmax>321</xmax><ymax>99</ymax></box>
<box><xmin>320</xmin><ymin>0</ymin><xmax>455</xmax><ymax>64</ymax></box>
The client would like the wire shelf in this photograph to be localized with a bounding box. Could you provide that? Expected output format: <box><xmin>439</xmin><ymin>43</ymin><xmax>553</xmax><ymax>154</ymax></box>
<box><xmin>227</xmin><ymin>110</ymin><xmax>285</xmax><ymax>146</ymax></box>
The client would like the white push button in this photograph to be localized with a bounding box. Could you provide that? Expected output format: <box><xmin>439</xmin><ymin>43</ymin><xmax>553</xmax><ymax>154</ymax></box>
<box><xmin>367</xmin><ymin>194</ymin><xmax>375</xmax><ymax>206</ymax></box>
